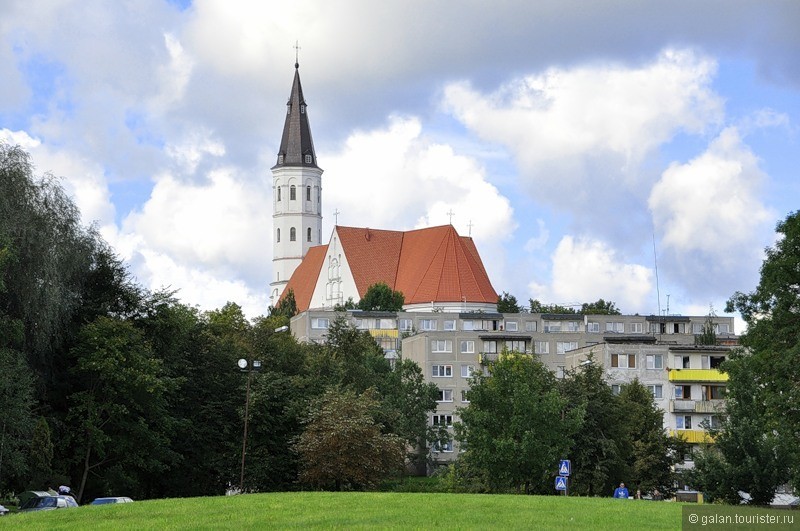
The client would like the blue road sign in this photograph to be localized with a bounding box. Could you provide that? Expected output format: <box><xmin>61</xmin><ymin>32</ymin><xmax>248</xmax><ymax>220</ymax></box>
<box><xmin>559</xmin><ymin>460</ymin><xmax>571</xmax><ymax>476</ymax></box>
<box><xmin>555</xmin><ymin>476</ymin><xmax>567</xmax><ymax>491</ymax></box>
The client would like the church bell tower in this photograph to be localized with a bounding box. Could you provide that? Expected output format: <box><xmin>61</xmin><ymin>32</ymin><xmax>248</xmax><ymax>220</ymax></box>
<box><xmin>270</xmin><ymin>60</ymin><xmax>323</xmax><ymax>304</ymax></box>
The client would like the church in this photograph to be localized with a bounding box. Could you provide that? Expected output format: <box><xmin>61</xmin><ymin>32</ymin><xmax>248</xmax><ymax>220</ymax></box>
<box><xmin>270</xmin><ymin>61</ymin><xmax>498</xmax><ymax>313</ymax></box>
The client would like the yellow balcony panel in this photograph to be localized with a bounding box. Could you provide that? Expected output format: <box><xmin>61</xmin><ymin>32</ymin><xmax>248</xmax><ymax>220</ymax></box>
<box><xmin>668</xmin><ymin>369</ymin><xmax>729</xmax><ymax>383</ymax></box>
<box><xmin>670</xmin><ymin>429</ymin><xmax>715</xmax><ymax>444</ymax></box>
<box><xmin>368</xmin><ymin>329</ymin><xmax>398</xmax><ymax>339</ymax></box>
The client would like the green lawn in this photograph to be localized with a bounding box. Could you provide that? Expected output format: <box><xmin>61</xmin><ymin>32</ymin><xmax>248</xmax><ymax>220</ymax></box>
<box><xmin>0</xmin><ymin>492</ymin><xmax>689</xmax><ymax>530</ymax></box>
<box><xmin>5</xmin><ymin>492</ymin><xmax>795</xmax><ymax>530</ymax></box>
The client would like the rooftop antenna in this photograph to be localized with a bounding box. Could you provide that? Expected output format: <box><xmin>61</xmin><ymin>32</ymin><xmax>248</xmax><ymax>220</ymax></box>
<box><xmin>653</xmin><ymin>233</ymin><xmax>662</xmax><ymax>317</ymax></box>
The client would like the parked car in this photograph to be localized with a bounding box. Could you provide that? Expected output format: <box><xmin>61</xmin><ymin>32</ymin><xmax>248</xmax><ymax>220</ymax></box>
<box><xmin>18</xmin><ymin>495</ymin><xmax>78</xmax><ymax>512</ymax></box>
<box><xmin>0</xmin><ymin>504</ymin><xmax>9</xmax><ymax>516</ymax></box>
<box><xmin>90</xmin><ymin>497</ymin><xmax>134</xmax><ymax>505</ymax></box>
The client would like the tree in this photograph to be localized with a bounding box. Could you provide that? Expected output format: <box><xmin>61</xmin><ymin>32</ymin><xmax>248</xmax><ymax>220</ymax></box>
<box><xmin>529</xmin><ymin>299</ymin><xmax>578</xmax><ymax>314</ymax></box>
<box><xmin>618</xmin><ymin>379</ymin><xmax>686</xmax><ymax>497</ymax></box>
<box><xmin>455</xmin><ymin>353</ymin><xmax>583</xmax><ymax>493</ymax></box>
<box><xmin>66</xmin><ymin>316</ymin><xmax>177</xmax><ymax>502</ymax></box>
<box><xmin>269</xmin><ymin>289</ymin><xmax>298</xmax><ymax>319</ymax></box>
<box><xmin>560</xmin><ymin>358</ymin><xmax>629</xmax><ymax>496</ymax></box>
<box><xmin>27</xmin><ymin>417</ymin><xmax>55</xmax><ymax>490</ymax></box>
<box><xmin>497</xmin><ymin>292</ymin><xmax>522</xmax><ymax>313</ymax></box>
<box><xmin>295</xmin><ymin>387</ymin><xmax>405</xmax><ymax>490</ymax></box>
<box><xmin>0</xmin><ymin>347</ymin><xmax>35</xmax><ymax>492</ymax></box>
<box><xmin>581</xmin><ymin>299</ymin><xmax>621</xmax><ymax>315</ymax></box>
<box><xmin>695</xmin><ymin>306</ymin><xmax>718</xmax><ymax>346</ymax></box>
<box><xmin>724</xmin><ymin>211</ymin><xmax>800</xmax><ymax>494</ymax></box>
<box><xmin>690</xmin><ymin>350</ymin><xmax>790</xmax><ymax>505</ymax></box>
<box><xmin>357</xmin><ymin>282</ymin><xmax>404</xmax><ymax>312</ymax></box>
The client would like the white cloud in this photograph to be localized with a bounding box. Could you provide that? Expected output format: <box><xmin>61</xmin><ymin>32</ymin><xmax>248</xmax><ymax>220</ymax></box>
<box><xmin>648</xmin><ymin>127</ymin><xmax>773</xmax><ymax>294</ymax></box>
<box><xmin>531</xmin><ymin>235</ymin><xmax>653</xmax><ymax>312</ymax></box>
<box><xmin>321</xmin><ymin>115</ymin><xmax>516</xmax><ymax>286</ymax></box>
<box><xmin>443</xmin><ymin>49</ymin><xmax>723</xmax><ymax>224</ymax></box>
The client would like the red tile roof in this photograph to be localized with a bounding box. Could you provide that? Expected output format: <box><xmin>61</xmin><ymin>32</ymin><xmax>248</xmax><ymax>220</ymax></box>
<box><xmin>282</xmin><ymin>225</ymin><xmax>497</xmax><ymax>311</ymax></box>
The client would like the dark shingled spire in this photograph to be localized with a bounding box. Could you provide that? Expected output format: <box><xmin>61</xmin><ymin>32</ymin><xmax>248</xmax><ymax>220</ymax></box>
<box><xmin>274</xmin><ymin>63</ymin><xmax>319</xmax><ymax>169</ymax></box>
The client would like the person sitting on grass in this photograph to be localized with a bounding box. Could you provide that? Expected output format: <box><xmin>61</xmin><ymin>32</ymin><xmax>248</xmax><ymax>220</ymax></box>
<box><xmin>613</xmin><ymin>482</ymin><xmax>629</xmax><ymax>499</ymax></box>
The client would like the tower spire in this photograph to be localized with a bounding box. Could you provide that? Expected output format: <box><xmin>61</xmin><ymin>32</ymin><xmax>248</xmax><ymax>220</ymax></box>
<box><xmin>273</xmin><ymin>53</ymin><xmax>318</xmax><ymax>169</ymax></box>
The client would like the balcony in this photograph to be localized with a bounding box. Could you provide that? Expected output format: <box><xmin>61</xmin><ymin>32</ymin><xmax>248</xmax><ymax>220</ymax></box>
<box><xmin>368</xmin><ymin>329</ymin><xmax>399</xmax><ymax>339</ymax></box>
<box><xmin>669</xmin><ymin>429</ymin><xmax>715</xmax><ymax>444</ymax></box>
<box><xmin>669</xmin><ymin>399</ymin><xmax>726</xmax><ymax>413</ymax></box>
<box><xmin>668</xmin><ymin>369</ymin><xmax>728</xmax><ymax>383</ymax></box>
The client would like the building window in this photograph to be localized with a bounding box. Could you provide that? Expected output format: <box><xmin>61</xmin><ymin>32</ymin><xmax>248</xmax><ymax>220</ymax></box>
<box><xmin>611</xmin><ymin>353</ymin><xmax>636</xmax><ymax>368</ymax></box>
<box><xmin>675</xmin><ymin>385</ymin><xmax>692</xmax><ymax>400</ymax></box>
<box><xmin>300</xmin><ymin>104</ymin><xmax>305</xmax><ymax>114</ymax></box>
<box><xmin>716</xmin><ymin>323</ymin><xmax>729</xmax><ymax>334</ymax></box>
<box><xmin>505</xmin><ymin>340</ymin><xmax>526</xmax><ymax>352</ymax></box>
<box><xmin>290</xmin><ymin>185</ymin><xmax>296</xmax><ymax>200</ymax></box>
<box><xmin>420</xmin><ymin>319</ymin><xmax>437</xmax><ymax>331</ymax></box>
<box><xmin>290</xmin><ymin>227</ymin><xmax>296</xmax><ymax>241</ymax></box>
<box><xmin>460</xmin><ymin>340</ymin><xmax>475</xmax><ymax>354</ymax></box>
<box><xmin>676</xmin><ymin>415</ymin><xmax>692</xmax><ymax>430</ymax></box>
<box><xmin>556</xmin><ymin>341</ymin><xmax>578</xmax><ymax>355</ymax></box>
<box><xmin>606</xmin><ymin>322</ymin><xmax>624</xmax><ymax>333</ymax></box>
<box><xmin>304</xmin><ymin>154</ymin><xmax>312</xmax><ymax>164</ymax></box>
<box><xmin>646</xmin><ymin>354</ymin><xmax>663</xmax><ymax>369</ymax></box>
<box><xmin>306</xmin><ymin>185</ymin><xmax>311</xmax><ymax>201</ymax></box>
<box><xmin>707</xmin><ymin>386</ymin><xmax>726</xmax><ymax>400</ymax></box>
<box><xmin>432</xmin><ymin>414</ymin><xmax>453</xmax><ymax>427</ymax></box>
<box><xmin>399</xmin><ymin>319</ymin><xmax>413</xmax><ymax>332</ymax></box>
<box><xmin>311</xmin><ymin>318</ymin><xmax>329</xmax><ymax>329</ymax></box>
<box><xmin>630</xmin><ymin>322</ymin><xmax>643</xmax><ymax>333</ymax></box>
<box><xmin>543</xmin><ymin>321</ymin><xmax>560</xmax><ymax>333</ymax></box>
<box><xmin>276</xmin><ymin>228</ymin><xmax>280</xmax><ymax>242</ymax></box>
<box><xmin>483</xmin><ymin>340</ymin><xmax>497</xmax><ymax>354</ymax></box>
<box><xmin>443</xmin><ymin>320</ymin><xmax>456</xmax><ymax>331</ymax></box>
<box><xmin>277</xmin><ymin>186</ymin><xmax>281</xmax><ymax>201</ymax></box>
<box><xmin>432</xmin><ymin>365</ymin><xmax>453</xmax><ymax>377</ymax></box>
<box><xmin>692</xmin><ymin>323</ymin><xmax>704</xmax><ymax>334</ymax></box>
<box><xmin>647</xmin><ymin>384</ymin><xmax>663</xmax><ymax>399</ymax></box>
<box><xmin>535</xmin><ymin>341</ymin><xmax>549</xmax><ymax>354</ymax></box>
<box><xmin>461</xmin><ymin>365</ymin><xmax>475</xmax><ymax>378</ymax></box>
<box><xmin>587</xmin><ymin>322</ymin><xmax>600</xmax><ymax>333</ymax></box>
<box><xmin>433</xmin><ymin>439</ymin><xmax>454</xmax><ymax>453</ymax></box>
<box><xmin>431</xmin><ymin>340</ymin><xmax>452</xmax><ymax>353</ymax></box>
<box><xmin>556</xmin><ymin>366</ymin><xmax>565</xmax><ymax>379</ymax></box>
<box><xmin>306</xmin><ymin>227</ymin><xmax>311</xmax><ymax>242</ymax></box>
<box><xmin>504</xmin><ymin>321</ymin><xmax>518</xmax><ymax>331</ymax></box>
<box><xmin>611</xmin><ymin>384</ymin><xmax>621</xmax><ymax>395</ymax></box>
<box><xmin>460</xmin><ymin>389</ymin><xmax>469</xmax><ymax>403</ymax></box>
<box><xmin>437</xmin><ymin>389</ymin><xmax>453</xmax><ymax>402</ymax></box>
<box><xmin>675</xmin><ymin>355</ymin><xmax>690</xmax><ymax>369</ymax></box>
<box><xmin>525</xmin><ymin>321</ymin><xmax>537</xmax><ymax>332</ymax></box>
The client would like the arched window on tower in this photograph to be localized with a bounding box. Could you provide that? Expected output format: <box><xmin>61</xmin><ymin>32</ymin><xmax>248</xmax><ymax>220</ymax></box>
<box><xmin>307</xmin><ymin>227</ymin><xmax>311</xmax><ymax>242</ymax></box>
<box><xmin>306</xmin><ymin>185</ymin><xmax>311</xmax><ymax>201</ymax></box>
<box><xmin>290</xmin><ymin>185</ymin><xmax>296</xmax><ymax>200</ymax></box>
<box><xmin>290</xmin><ymin>227</ymin><xmax>296</xmax><ymax>241</ymax></box>
<box><xmin>277</xmin><ymin>186</ymin><xmax>281</xmax><ymax>201</ymax></box>
<box><xmin>276</xmin><ymin>228</ymin><xmax>281</xmax><ymax>242</ymax></box>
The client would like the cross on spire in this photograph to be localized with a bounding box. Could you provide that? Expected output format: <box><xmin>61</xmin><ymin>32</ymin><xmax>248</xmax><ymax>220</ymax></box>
<box><xmin>467</xmin><ymin>219</ymin><xmax>474</xmax><ymax>236</ymax></box>
<box><xmin>294</xmin><ymin>41</ymin><xmax>301</xmax><ymax>68</ymax></box>
<box><xmin>446</xmin><ymin>209</ymin><xmax>455</xmax><ymax>225</ymax></box>
<box><xmin>333</xmin><ymin>208</ymin><xmax>340</xmax><ymax>225</ymax></box>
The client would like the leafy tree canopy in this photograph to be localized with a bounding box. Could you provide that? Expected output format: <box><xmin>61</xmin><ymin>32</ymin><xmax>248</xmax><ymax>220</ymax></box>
<box><xmin>580</xmin><ymin>299</ymin><xmax>621</xmax><ymax>315</ymax></box>
<box><xmin>357</xmin><ymin>282</ymin><xmax>404</xmax><ymax>312</ymax></box>
<box><xmin>497</xmin><ymin>292</ymin><xmax>522</xmax><ymax>313</ymax></box>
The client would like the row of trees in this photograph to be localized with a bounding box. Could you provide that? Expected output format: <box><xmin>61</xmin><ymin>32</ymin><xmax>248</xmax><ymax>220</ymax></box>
<box><xmin>445</xmin><ymin>353</ymin><xmax>685</xmax><ymax>496</ymax></box>
<box><xmin>0</xmin><ymin>143</ymin><xmax>440</xmax><ymax>501</ymax></box>
<box><xmin>497</xmin><ymin>293</ymin><xmax>621</xmax><ymax>315</ymax></box>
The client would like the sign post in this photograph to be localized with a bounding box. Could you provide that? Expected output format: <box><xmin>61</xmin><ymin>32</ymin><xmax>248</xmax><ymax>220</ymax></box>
<box><xmin>556</xmin><ymin>459</ymin><xmax>571</xmax><ymax>496</ymax></box>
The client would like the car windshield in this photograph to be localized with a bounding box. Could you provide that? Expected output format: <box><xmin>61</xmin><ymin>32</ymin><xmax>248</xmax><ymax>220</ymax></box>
<box><xmin>21</xmin><ymin>497</ymin><xmax>57</xmax><ymax>509</ymax></box>
<box><xmin>93</xmin><ymin>498</ymin><xmax>115</xmax><ymax>504</ymax></box>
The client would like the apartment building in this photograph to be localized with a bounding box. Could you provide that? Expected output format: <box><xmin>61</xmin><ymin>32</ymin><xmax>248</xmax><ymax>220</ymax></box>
<box><xmin>290</xmin><ymin>309</ymin><xmax>736</xmax><ymax>466</ymax></box>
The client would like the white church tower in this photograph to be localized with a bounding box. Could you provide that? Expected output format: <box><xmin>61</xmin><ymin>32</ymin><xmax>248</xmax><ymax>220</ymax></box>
<box><xmin>270</xmin><ymin>60</ymin><xmax>323</xmax><ymax>304</ymax></box>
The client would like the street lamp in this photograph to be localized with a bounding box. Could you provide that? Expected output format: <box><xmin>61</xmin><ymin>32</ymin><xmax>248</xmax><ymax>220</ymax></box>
<box><xmin>238</xmin><ymin>358</ymin><xmax>262</xmax><ymax>493</ymax></box>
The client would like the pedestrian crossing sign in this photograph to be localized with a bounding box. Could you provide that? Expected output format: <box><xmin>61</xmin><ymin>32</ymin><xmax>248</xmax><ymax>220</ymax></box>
<box><xmin>559</xmin><ymin>460</ymin><xmax>571</xmax><ymax>476</ymax></box>
<box><xmin>555</xmin><ymin>476</ymin><xmax>567</xmax><ymax>491</ymax></box>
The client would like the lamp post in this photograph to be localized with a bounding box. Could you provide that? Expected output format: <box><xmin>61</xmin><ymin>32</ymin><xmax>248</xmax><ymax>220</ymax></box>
<box><xmin>238</xmin><ymin>358</ymin><xmax>261</xmax><ymax>493</ymax></box>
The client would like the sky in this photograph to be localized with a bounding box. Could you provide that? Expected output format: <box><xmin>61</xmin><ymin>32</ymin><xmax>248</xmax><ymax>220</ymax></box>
<box><xmin>2</xmin><ymin>1</ymin><xmax>799</xmax><ymax>331</ymax></box>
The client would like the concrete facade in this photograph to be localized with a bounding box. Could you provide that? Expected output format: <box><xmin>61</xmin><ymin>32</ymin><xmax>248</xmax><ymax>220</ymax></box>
<box><xmin>290</xmin><ymin>308</ymin><xmax>736</xmax><ymax>468</ymax></box>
